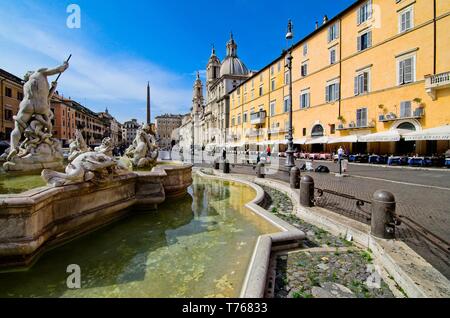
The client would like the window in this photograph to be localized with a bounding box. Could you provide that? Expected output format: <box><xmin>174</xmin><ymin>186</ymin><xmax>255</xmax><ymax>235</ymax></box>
<box><xmin>5</xmin><ymin>87</ymin><xmax>12</xmax><ymax>97</ymax></box>
<box><xmin>398</xmin><ymin>55</ymin><xmax>415</xmax><ymax>85</ymax></box>
<box><xmin>357</xmin><ymin>30</ymin><xmax>372</xmax><ymax>51</ymax></box>
<box><xmin>277</xmin><ymin>61</ymin><xmax>281</xmax><ymax>72</ymax></box>
<box><xmin>301</xmin><ymin>63</ymin><xmax>308</xmax><ymax>77</ymax></box>
<box><xmin>400</xmin><ymin>101</ymin><xmax>412</xmax><ymax>118</ymax></box>
<box><xmin>357</xmin><ymin>0</ymin><xmax>372</xmax><ymax>25</ymax></box>
<box><xmin>270</xmin><ymin>101</ymin><xmax>276</xmax><ymax>116</ymax></box>
<box><xmin>303</xmin><ymin>44</ymin><xmax>308</xmax><ymax>56</ymax></box>
<box><xmin>302</xmin><ymin>128</ymin><xmax>307</xmax><ymax>136</ymax></box>
<box><xmin>354</xmin><ymin>70</ymin><xmax>370</xmax><ymax>95</ymax></box>
<box><xmin>237</xmin><ymin>114</ymin><xmax>241</xmax><ymax>125</ymax></box>
<box><xmin>330</xmin><ymin>124</ymin><xmax>336</xmax><ymax>134</ymax></box>
<box><xmin>243</xmin><ymin>112</ymin><xmax>248</xmax><ymax>123</ymax></box>
<box><xmin>231</xmin><ymin>117</ymin><xmax>235</xmax><ymax>127</ymax></box>
<box><xmin>271</xmin><ymin>66</ymin><xmax>274</xmax><ymax>75</ymax></box>
<box><xmin>325</xmin><ymin>81</ymin><xmax>340</xmax><ymax>102</ymax></box>
<box><xmin>271</xmin><ymin>79</ymin><xmax>276</xmax><ymax>91</ymax></box>
<box><xmin>399</xmin><ymin>6</ymin><xmax>413</xmax><ymax>33</ymax></box>
<box><xmin>328</xmin><ymin>22</ymin><xmax>339</xmax><ymax>42</ymax></box>
<box><xmin>4</xmin><ymin>108</ymin><xmax>13</xmax><ymax>121</ymax></box>
<box><xmin>17</xmin><ymin>92</ymin><xmax>23</xmax><ymax>100</ymax></box>
<box><xmin>284</xmin><ymin>71</ymin><xmax>290</xmax><ymax>84</ymax></box>
<box><xmin>259</xmin><ymin>85</ymin><xmax>263</xmax><ymax>96</ymax></box>
<box><xmin>283</xmin><ymin>96</ymin><xmax>290</xmax><ymax>113</ymax></box>
<box><xmin>356</xmin><ymin>108</ymin><xmax>368</xmax><ymax>127</ymax></box>
<box><xmin>300</xmin><ymin>89</ymin><xmax>310</xmax><ymax>109</ymax></box>
<box><xmin>330</xmin><ymin>48</ymin><xmax>337</xmax><ymax>64</ymax></box>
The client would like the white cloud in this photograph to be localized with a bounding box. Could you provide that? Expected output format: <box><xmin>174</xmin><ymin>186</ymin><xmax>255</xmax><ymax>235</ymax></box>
<box><xmin>0</xmin><ymin>4</ymin><xmax>192</xmax><ymax>123</ymax></box>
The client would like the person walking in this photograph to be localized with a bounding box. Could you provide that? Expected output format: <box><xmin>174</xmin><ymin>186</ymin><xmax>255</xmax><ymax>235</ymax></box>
<box><xmin>266</xmin><ymin>145</ymin><xmax>271</xmax><ymax>157</ymax></box>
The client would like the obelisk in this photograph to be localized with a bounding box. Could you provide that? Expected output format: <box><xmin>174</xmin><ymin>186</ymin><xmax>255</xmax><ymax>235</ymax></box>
<box><xmin>146</xmin><ymin>82</ymin><xmax>151</xmax><ymax>125</ymax></box>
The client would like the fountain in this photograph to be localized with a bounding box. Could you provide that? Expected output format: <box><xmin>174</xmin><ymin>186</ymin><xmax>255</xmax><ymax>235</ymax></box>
<box><xmin>0</xmin><ymin>62</ymin><xmax>193</xmax><ymax>270</ymax></box>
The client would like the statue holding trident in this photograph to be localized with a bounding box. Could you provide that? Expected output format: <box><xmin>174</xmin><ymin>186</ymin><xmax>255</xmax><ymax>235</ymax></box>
<box><xmin>3</xmin><ymin>56</ymin><xmax>71</xmax><ymax>171</ymax></box>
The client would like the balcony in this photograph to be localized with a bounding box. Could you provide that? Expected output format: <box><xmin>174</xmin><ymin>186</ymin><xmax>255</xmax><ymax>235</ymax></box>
<box><xmin>378</xmin><ymin>108</ymin><xmax>425</xmax><ymax>122</ymax></box>
<box><xmin>337</xmin><ymin>121</ymin><xmax>375</xmax><ymax>131</ymax></box>
<box><xmin>250</xmin><ymin>110</ymin><xmax>266</xmax><ymax>126</ymax></box>
<box><xmin>425</xmin><ymin>72</ymin><xmax>450</xmax><ymax>100</ymax></box>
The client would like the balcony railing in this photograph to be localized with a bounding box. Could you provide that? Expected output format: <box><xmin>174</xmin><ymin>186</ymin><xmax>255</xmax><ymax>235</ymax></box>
<box><xmin>250</xmin><ymin>110</ymin><xmax>266</xmax><ymax>125</ymax></box>
<box><xmin>378</xmin><ymin>108</ymin><xmax>425</xmax><ymax>122</ymax></box>
<box><xmin>337</xmin><ymin>121</ymin><xmax>375</xmax><ymax>131</ymax></box>
<box><xmin>425</xmin><ymin>72</ymin><xmax>450</xmax><ymax>100</ymax></box>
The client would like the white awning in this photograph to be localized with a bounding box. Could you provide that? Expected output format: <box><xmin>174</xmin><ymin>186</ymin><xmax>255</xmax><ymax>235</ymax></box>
<box><xmin>358</xmin><ymin>129</ymin><xmax>411</xmax><ymax>142</ymax></box>
<box><xmin>293</xmin><ymin>138</ymin><xmax>308</xmax><ymax>145</ymax></box>
<box><xmin>306</xmin><ymin>136</ymin><xmax>333</xmax><ymax>145</ymax></box>
<box><xmin>403</xmin><ymin>125</ymin><xmax>450</xmax><ymax>141</ymax></box>
<box><xmin>327</xmin><ymin>135</ymin><xmax>359</xmax><ymax>144</ymax></box>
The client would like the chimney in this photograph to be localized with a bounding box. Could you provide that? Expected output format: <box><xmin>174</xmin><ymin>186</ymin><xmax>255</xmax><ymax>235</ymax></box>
<box><xmin>323</xmin><ymin>15</ymin><xmax>328</xmax><ymax>25</ymax></box>
<box><xmin>315</xmin><ymin>21</ymin><xmax>319</xmax><ymax>30</ymax></box>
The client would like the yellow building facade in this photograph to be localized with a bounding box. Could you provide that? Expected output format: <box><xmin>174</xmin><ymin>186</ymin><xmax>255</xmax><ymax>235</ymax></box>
<box><xmin>229</xmin><ymin>0</ymin><xmax>450</xmax><ymax>155</ymax></box>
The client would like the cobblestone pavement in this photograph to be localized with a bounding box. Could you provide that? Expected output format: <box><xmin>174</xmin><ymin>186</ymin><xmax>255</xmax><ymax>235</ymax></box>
<box><xmin>197</xmin><ymin>162</ymin><xmax>450</xmax><ymax>279</ymax></box>
<box><xmin>260</xmin><ymin>184</ymin><xmax>396</xmax><ymax>298</ymax></box>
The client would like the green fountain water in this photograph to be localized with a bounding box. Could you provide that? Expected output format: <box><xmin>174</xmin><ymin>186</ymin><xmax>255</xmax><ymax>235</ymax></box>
<box><xmin>0</xmin><ymin>172</ymin><xmax>46</xmax><ymax>194</ymax></box>
<box><xmin>0</xmin><ymin>174</ymin><xmax>278</xmax><ymax>298</ymax></box>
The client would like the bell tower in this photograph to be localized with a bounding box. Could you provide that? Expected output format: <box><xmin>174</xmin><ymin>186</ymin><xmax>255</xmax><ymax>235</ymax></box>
<box><xmin>206</xmin><ymin>45</ymin><xmax>221</xmax><ymax>88</ymax></box>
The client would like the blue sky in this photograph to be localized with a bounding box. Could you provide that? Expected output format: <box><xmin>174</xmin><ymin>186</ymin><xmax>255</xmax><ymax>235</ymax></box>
<box><xmin>0</xmin><ymin>0</ymin><xmax>355</xmax><ymax>123</ymax></box>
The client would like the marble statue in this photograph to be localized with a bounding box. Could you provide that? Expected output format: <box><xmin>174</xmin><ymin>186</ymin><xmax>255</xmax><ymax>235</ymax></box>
<box><xmin>3</xmin><ymin>61</ymin><xmax>69</xmax><ymax>172</ymax></box>
<box><xmin>124</xmin><ymin>124</ymin><xmax>159</xmax><ymax>169</ymax></box>
<box><xmin>94</xmin><ymin>137</ymin><xmax>113</xmax><ymax>157</ymax></box>
<box><xmin>41</xmin><ymin>151</ymin><xmax>124</xmax><ymax>187</ymax></box>
<box><xmin>68</xmin><ymin>129</ymin><xmax>90</xmax><ymax>162</ymax></box>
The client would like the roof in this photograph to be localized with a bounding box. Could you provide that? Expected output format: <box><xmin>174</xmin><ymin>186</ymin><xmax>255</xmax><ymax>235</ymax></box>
<box><xmin>228</xmin><ymin>0</ymin><xmax>363</xmax><ymax>95</ymax></box>
<box><xmin>0</xmin><ymin>68</ymin><xmax>24</xmax><ymax>85</ymax></box>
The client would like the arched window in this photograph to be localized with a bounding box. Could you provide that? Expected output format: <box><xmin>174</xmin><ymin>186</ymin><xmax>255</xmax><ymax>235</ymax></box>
<box><xmin>311</xmin><ymin>125</ymin><xmax>324</xmax><ymax>137</ymax></box>
<box><xmin>397</xmin><ymin>122</ymin><xmax>416</xmax><ymax>131</ymax></box>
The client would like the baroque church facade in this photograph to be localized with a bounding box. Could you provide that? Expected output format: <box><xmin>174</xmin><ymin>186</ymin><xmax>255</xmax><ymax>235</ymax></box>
<box><xmin>179</xmin><ymin>34</ymin><xmax>251</xmax><ymax>153</ymax></box>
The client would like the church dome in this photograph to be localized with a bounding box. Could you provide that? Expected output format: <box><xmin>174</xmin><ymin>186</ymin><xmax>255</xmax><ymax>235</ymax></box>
<box><xmin>220</xmin><ymin>33</ymin><xmax>249</xmax><ymax>77</ymax></box>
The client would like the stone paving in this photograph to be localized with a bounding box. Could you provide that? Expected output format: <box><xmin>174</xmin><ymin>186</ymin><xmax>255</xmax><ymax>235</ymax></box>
<box><xmin>198</xmin><ymin>162</ymin><xmax>450</xmax><ymax>279</ymax></box>
<box><xmin>259</xmin><ymin>184</ymin><xmax>395</xmax><ymax>298</ymax></box>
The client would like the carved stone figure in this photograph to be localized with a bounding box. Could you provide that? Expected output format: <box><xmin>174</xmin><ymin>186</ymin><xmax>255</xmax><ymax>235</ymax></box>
<box><xmin>124</xmin><ymin>124</ymin><xmax>159</xmax><ymax>169</ymax></box>
<box><xmin>3</xmin><ymin>61</ymin><xmax>69</xmax><ymax>172</ymax></box>
<box><xmin>94</xmin><ymin>137</ymin><xmax>113</xmax><ymax>157</ymax></box>
<box><xmin>68</xmin><ymin>129</ymin><xmax>90</xmax><ymax>162</ymax></box>
<box><xmin>41</xmin><ymin>151</ymin><xmax>124</xmax><ymax>187</ymax></box>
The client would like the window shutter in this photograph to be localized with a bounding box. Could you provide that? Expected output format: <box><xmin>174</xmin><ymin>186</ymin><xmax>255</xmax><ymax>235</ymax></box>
<box><xmin>399</xmin><ymin>60</ymin><xmax>404</xmax><ymax>84</ymax></box>
<box><xmin>328</xmin><ymin>28</ymin><xmax>332</xmax><ymax>42</ymax></box>
<box><xmin>336</xmin><ymin>23</ymin><xmax>340</xmax><ymax>38</ymax></box>
<box><xmin>405</xmin><ymin>11</ymin><xmax>411</xmax><ymax>30</ymax></box>
<box><xmin>363</xmin><ymin>72</ymin><xmax>369</xmax><ymax>92</ymax></box>
<box><xmin>368</xmin><ymin>0</ymin><xmax>373</xmax><ymax>19</ymax></box>
<box><xmin>404</xmin><ymin>58</ymin><xmax>413</xmax><ymax>83</ymax></box>
<box><xmin>357</xmin><ymin>35</ymin><xmax>362</xmax><ymax>51</ymax></box>
<box><xmin>354</xmin><ymin>76</ymin><xmax>359</xmax><ymax>95</ymax></box>
<box><xmin>325</xmin><ymin>86</ymin><xmax>330</xmax><ymax>102</ymax></box>
<box><xmin>367</xmin><ymin>31</ymin><xmax>372</xmax><ymax>47</ymax></box>
<box><xmin>336</xmin><ymin>83</ymin><xmax>340</xmax><ymax>100</ymax></box>
<box><xmin>357</xmin><ymin>8</ymin><xmax>361</xmax><ymax>25</ymax></box>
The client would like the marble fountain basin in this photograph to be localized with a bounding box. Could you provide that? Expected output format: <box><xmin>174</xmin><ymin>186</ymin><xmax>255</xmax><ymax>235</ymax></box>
<box><xmin>0</xmin><ymin>163</ymin><xmax>193</xmax><ymax>270</ymax></box>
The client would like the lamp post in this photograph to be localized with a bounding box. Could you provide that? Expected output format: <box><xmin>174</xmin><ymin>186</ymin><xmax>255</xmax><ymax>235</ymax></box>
<box><xmin>191</xmin><ymin>118</ymin><xmax>195</xmax><ymax>164</ymax></box>
<box><xmin>285</xmin><ymin>19</ymin><xmax>295</xmax><ymax>168</ymax></box>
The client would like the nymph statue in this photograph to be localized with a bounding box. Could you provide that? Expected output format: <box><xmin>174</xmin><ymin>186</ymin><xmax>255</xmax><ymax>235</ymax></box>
<box><xmin>124</xmin><ymin>124</ymin><xmax>159</xmax><ymax>169</ymax></box>
<box><xmin>68</xmin><ymin>129</ymin><xmax>90</xmax><ymax>162</ymax></box>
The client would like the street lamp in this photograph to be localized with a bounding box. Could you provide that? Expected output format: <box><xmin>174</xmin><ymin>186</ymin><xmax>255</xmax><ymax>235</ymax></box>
<box><xmin>285</xmin><ymin>19</ymin><xmax>295</xmax><ymax>168</ymax></box>
<box><xmin>191</xmin><ymin>118</ymin><xmax>195</xmax><ymax>164</ymax></box>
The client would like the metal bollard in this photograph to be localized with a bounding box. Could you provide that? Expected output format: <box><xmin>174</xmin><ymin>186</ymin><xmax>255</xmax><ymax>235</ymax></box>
<box><xmin>256</xmin><ymin>162</ymin><xmax>265</xmax><ymax>178</ymax></box>
<box><xmin>223</xmin><ymin>159</ymin><xmax>230</xmax><ymax>174</ymax></box>
<box><xmin>300</xmin><ymin>175</ymin><xmax>314</xmax><ymax>207</ymax></box>
<box><xmin>214</xmin><ymin>158</ymin><xmax>220</xmax><ymax>170</ymax></box>
<box><xmin>371</xmin><ymin>190</ymin><xmax>400</xmax><ymax>239</ymax></box>
<box><xmin>290</xmin><ymin>166</ymin><xmax>301</xmax><ymax>189</ymax></box>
